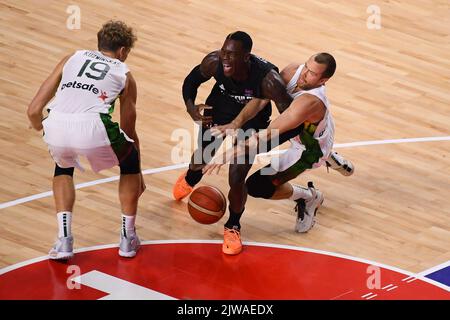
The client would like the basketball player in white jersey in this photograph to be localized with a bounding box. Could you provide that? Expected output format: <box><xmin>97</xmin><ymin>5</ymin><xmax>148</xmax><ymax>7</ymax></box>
<box><xmin>204</xmin><ymin>53</ymin><xmax>341</xmax><ymax>234</ymax></box>
<box><xmin>27</xmin><ymin>21</ymin><xmax>145</xmax><ymax>259</ymax></box>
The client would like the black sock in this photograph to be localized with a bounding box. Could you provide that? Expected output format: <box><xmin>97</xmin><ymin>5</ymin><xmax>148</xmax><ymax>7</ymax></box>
<box><xmin>224</xmin><ymin>207</ymin><xmax>244</xmax><ymax>230</ymax></box>
<box><xmin>185</xmin><ymin>168</ymin><xmax>204</xmax><ymax>187</ymax></box>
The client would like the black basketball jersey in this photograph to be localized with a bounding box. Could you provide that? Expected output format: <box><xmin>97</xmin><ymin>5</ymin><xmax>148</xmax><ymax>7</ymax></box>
<box><xmin>205</xmin><ymin>54</ymin><xmax>278</xmax><ymax>130</ymax></box>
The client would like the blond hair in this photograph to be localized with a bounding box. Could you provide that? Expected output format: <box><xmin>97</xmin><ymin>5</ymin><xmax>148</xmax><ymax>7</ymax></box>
<box><xmin>97</xmin><ymin>20</ymin><xmax>137</xmax><ymax>51</ymax></box>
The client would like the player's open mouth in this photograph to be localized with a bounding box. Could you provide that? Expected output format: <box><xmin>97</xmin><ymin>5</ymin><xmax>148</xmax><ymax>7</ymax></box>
<box><xmin>223</xmin><ymin>63</ymin><xmax>232</xmax><ymax>73</ymax></box>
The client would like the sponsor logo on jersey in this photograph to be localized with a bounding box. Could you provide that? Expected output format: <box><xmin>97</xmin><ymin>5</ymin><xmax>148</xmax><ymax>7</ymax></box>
<box><xmin>219</xmin><ymin>84</ymin><xmax>254</xmax><ymax>105</ymax></box>
<box><xmin>60</xmin><ymin>81</ymin><xmax>107</xmax><ymax>101</ymax></box>
<box><xmin>98</xmin><ymin>90</ymin><xmax>108</xmax><ymax>101</ymax></box>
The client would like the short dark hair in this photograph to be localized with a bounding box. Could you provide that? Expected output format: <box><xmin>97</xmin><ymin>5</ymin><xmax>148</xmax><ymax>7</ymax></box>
<box><xmin>97</xmin><ymin>20</ymin><xmax>137</xmax><ymax>52</ymax></box>
<box><xmin>226</xmin><ymin>31</ymin><xmax>253</xmax><ymax>52</ymax></box>
<box><xmin>314</xmin><ymin>53</ymin><xmax>336</xmax><ymax>78</ymax></box>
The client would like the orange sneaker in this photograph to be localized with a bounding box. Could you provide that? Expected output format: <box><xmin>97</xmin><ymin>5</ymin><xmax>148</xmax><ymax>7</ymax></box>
<box><xmin>172</xmin><ymin>171</ymin><xmax>193</xmax><ymax>200</ymax></box>
<box><xmin>223</xmin><ymin>227</ymin><xmax>242</xmax><ymax>255</ymax></box>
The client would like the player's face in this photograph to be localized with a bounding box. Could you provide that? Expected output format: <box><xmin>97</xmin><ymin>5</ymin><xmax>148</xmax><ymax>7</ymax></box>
<box><xmin>297</xmin><ymin>56</ymin><xmax>328</xmax><ymax>90</ymax></box>
<box><xmin>220</xmin><ymin>39</ymin><xmax>248</xmax><ymax>77</ymax></box>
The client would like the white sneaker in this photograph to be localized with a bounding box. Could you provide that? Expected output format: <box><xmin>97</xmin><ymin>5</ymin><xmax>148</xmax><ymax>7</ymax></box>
<box><xmin>118</xmin><ymin>233</ymin><xmax>140</xmax><ymax>258</ymax></box>
<box><xmin>294</xmin><ymin>182</ymin><xmax>324</xmax><ymax>233</ymax></box>
<box><xmin>49</xmin><ymin>236</ymin><xmax>74</xmax><ymax>260</ymax></box>
<box><xmin>325</xmin><ymin>151</ymin><xmax>354</xmax><ymax>176</ymax></box>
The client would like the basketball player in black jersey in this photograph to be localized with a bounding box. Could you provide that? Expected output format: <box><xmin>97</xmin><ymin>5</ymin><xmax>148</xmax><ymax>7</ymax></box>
<box><xmin>173</xmin><ymin>31</ymin><xmax>293</xmax><ymax>255</ymax></box>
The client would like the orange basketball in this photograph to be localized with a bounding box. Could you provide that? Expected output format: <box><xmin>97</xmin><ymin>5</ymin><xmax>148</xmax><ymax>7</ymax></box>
<box><xmin>188</xmin><ymin>186</ymin><xmax>227</xmax><ymax>224</ymax></box>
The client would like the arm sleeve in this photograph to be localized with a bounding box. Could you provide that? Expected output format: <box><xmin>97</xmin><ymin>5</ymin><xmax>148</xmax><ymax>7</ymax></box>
<box><xmin>182</xmin><ymin>65</ymin><xmax>211</xmax><ymax>103</ymax></box>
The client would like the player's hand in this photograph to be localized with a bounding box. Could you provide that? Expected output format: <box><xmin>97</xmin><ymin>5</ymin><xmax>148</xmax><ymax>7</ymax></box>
<box><xmin>202</xmin><ymin>139</ymin><xmax>238</xmax><ymax>175</ymax></box>
<box><xmin>209</xmin><ymin>122</ymin><xmax>239</xmax><ymax>139</ymax></box>
<box><xmin>202</xmin><ymin>161</ymin><xmax>226</xmax><ymax>176</ymax></box>
<box><xmin>187</xmin><ymin>104</ymin><xmax>213</xmax><ymax>127</ymax></box>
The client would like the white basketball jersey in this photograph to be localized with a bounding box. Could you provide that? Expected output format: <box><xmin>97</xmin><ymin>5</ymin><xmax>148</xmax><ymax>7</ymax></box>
<box><xmin>47</xmin><ymin>50</ymin><xmax>129</xmax><ymax>114</ymax></box>
<box><xmin>286</xmin><ymin>64</ymin><xmax>335</xmax><ymax>161</ymax></box>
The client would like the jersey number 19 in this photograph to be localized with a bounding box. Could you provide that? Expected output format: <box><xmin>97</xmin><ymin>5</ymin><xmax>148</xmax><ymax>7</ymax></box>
<box><xmin>77</xmin><ymin>59</ymin><xmax>110</xmax><ymax>81</ymax></box>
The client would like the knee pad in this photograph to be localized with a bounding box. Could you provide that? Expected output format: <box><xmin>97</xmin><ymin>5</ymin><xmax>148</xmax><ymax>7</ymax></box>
<box><xmin>119</xmin><ymin>146</ymin><xmax>140</xmax><ymax>175</ymax></box>
<box><xmin>54</xmin><ymin>164</ymin><xmax>74</xmax><ymax>177</ymax></box>
<box><xmin>246</xmin><ymin>171</ymin><xmax>275</xmax><ymax>199</ymax></box>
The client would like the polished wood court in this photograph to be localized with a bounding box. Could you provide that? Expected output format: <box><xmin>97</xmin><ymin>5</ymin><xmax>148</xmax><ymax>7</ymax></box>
<box><xmin>0</xmin><ymin>0</ymin><xmax>449</xmax><ymax>275</ymax></box>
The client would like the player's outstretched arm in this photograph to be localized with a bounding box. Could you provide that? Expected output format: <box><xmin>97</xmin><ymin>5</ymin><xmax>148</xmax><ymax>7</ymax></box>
<box><xmin>210</xmin><ymin>98</ymin><xmax>269</xmax><ymax>138</ymax></box>
<box><xmin>262</xmin><ymin>94</ymin><xmax>325</xmax><ymax>142</ymax></box>
<box><xmin>210</xmin><ymin>68</ymin><xmax>290</xmax><ymax>137</ymax></box>
<box><xmin>203</xmin><ymin>94</ymin><xmax>325</xmax><ymax>175</ymax></box>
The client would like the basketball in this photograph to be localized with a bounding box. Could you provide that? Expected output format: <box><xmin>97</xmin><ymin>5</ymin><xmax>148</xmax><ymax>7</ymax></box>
<box><xmin>188</xmin><ymin>186</ymin><xmax>227</xmax><ymax>224</ymax></box>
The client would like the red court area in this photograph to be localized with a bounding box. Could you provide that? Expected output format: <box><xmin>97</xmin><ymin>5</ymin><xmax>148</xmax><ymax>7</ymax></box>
<box><xmin>0</xmin><ymin>242</ymin><xmax>448</xmax><ymax>300</ymax></box>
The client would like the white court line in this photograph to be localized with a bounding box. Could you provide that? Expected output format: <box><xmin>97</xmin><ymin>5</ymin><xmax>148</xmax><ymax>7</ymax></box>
<box><xmin>386</xmin><ymin>286</ymin><xmax>399</xmax><ymax>292</ymax></box>
<box><xmin>72</xmin><ymin>270</ymin><xmax>176</xmax><ymax>300</ymax></box>
<box><xmin>402</xmin><ymin>276</ymin><xmax>415</xmax><ymax>282</ymax></box>
<box><xmin>416</xmin><ymin>260</ymin><xmax>450</xmax><ymax>277</ymax></box>
<box><xmin>1</xmin><ymin>135</ymin><xmax>450</xmax><ymax>211</ymax></box>
<box><xmin>1</xmin><ymin>136</ymin><xmax>449</xmax><ymax>292</ymax></box>
<box><xmin>366</xmin><ymin>294</ymin><xmax>377</xmax><ymax>300</ymax></box>
<box><xmin>361</xmin><ymin>292</ymin><xmax>373</xmax><ymax>298</ymax></box>
<box><xmin>332</xmin><ymin>136</ymin><xmax>450</xmax><ymax>148</ymax></box>
<box><xmin>1</xmin><ymin>240</ymin><xmax>448</xmax><ymax>292</ymax></box>
<box><xmin>382</xmin><ymin>284</ymin><xmax>394</xmax><ymax>290</ymax></box>
<box><xmin>0</xmin><ymin>163</ymin><xmax>189</xmax><ymax>210</ymax></box>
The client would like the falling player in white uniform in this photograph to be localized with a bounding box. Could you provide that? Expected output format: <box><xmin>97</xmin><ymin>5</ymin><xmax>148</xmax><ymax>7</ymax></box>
<box><xmin>27</xmin><ymin>21</ymin><xmax>145</xmax><ymax>259</ymax></box>
<box><xmin>204</xmin><ymin>53</ymin><xmax>347</xmax><ymax>233</ymax></box>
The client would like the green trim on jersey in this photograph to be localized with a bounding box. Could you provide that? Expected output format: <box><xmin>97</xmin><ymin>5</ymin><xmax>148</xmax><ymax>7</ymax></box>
<box><xmin>108</xmin><ymin>99</ymin><xmax>117</xmax><ymax>114</ymax></box>
<box><xmin>99</xmin><ymin>113</ymin><xmax>130</xmax><ymax>159</ymax></box>
<box><xmin>271</xmin><ymin>129</ymin><xmax>323</xmax><ymax>186</ymax></box>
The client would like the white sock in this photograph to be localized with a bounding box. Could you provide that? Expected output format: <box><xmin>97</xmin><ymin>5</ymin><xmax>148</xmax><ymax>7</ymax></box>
<box><xmin>57</xmin><ymin>211</ymin><xmax>72</xmax><ymax>238</ymax></box>
<box><xmin>121</xmin><ymin>214</ymin><xmax>136</xmax><ymax>238</ymax></box>
<box><xmin>289</xmin><ymin>185</ymin><xmax>312</xmax><ymax>201</ymax></box>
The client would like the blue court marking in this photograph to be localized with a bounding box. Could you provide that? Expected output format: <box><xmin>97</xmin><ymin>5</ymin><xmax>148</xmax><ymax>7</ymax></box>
<box><xmin>425</xmin><ymin>266</ymin><xmax>450</xmax><ymax>287</ymax></box>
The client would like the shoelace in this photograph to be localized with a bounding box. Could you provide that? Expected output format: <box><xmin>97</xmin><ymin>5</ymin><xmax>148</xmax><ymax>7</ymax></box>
<box><xmin>181</xmin><ymin>182</ymin><xmax>192</xmax><ymax>192</ymax></box>
<box><xmin>224</xmin><ymin>228</ymin><xmax>241</xmax><ymax>243</ymax></box>
<box><xmin>294</xmin><ymin>199</ymin><xmax>306</xmax><ymax>221</ymax></box>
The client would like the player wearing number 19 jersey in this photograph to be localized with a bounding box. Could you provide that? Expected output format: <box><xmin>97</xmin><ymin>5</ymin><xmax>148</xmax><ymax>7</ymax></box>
<box><xmin>45</xmin><ymin>49</ymin><xmax>133</xmax><ymax>171</ymax></box>
<box><xmin>27</xmin><ymin>20</ymin><xmax>145</xmax><ymax>260</ymax></box>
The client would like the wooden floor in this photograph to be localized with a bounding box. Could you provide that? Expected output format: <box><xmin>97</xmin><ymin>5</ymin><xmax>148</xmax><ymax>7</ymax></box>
<box><xmin>0</xmin><ymin>0</ymin><xmax>449</xmax><ymax>274</ymax></box>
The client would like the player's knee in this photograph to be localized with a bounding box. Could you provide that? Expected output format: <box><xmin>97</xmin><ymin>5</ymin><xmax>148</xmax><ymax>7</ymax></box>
<box><xmin>119</xmin><ymin>146</ymin><xmax>140</xmax><ymax>175</ymax></box>
<box><xmin>246</xmin><ymin>172</ymin><xmax>275</xmax><ymax>199</ymax></box>
<box><xmin>228</xmin><ymin>165</ymin><xmax>249</xmax><ymax>189</ymax></box>
<box><xmin>54</xmin><ymin>164</ymin><xmax>74</xmax><ymax>177</ymax></box>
